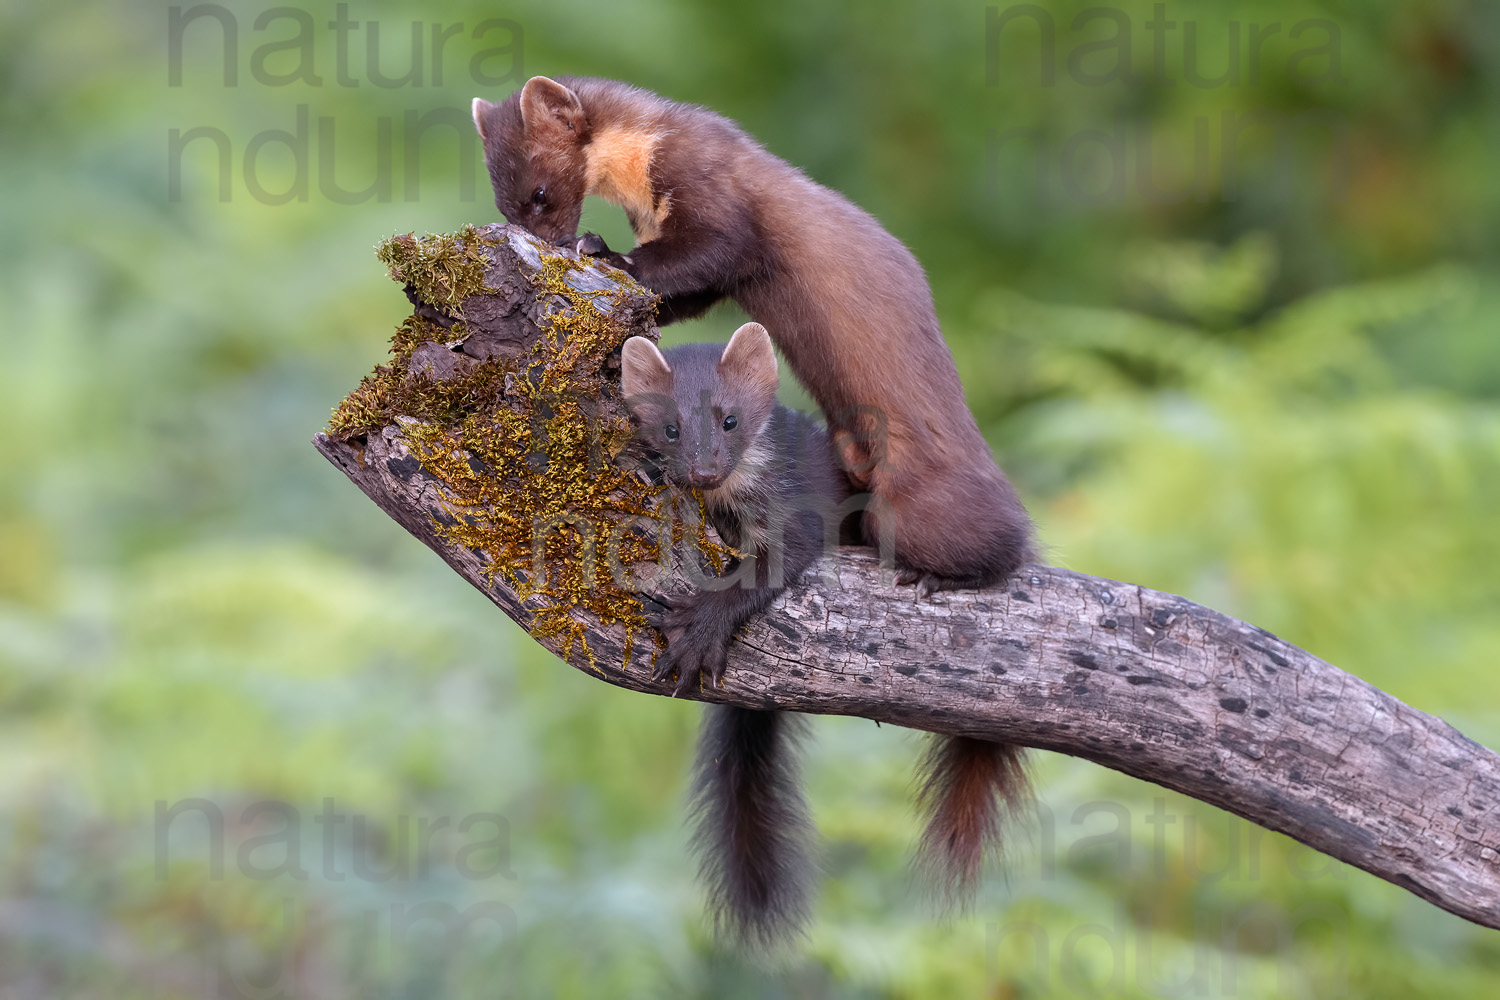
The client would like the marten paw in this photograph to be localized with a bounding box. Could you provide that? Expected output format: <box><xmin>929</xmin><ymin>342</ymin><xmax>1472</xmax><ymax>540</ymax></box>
<box><xmin>650</xmin><ymin>639</ymin><xmax>730</xmax><ymax>697</ymax></box>
<box><xmin>575</xmin><ymin>232</ymin><xmax>610</xmax><ymax>256</ymax></box>
<box><xmin>649</xmin><ymin>601</ymin><xmax>732</xmax><ymax>696</ymax></box>
<box><xmin>896</xmin><ymin>569</ymin><xmax>996</xmax><ymax>601</ymax></box>
<box><xmin>576</xmin><ymin>232</ymin><xmax>634</xmax><ymax>270</ymax></box>
<box><xmin>896</xmin><ymin>569</ymin><xmax>942</xmax><ymax>601</ymax></box>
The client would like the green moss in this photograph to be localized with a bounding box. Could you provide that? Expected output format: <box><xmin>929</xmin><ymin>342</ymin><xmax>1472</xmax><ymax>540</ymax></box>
<box><xmin>326</xmin><ymin>314</ymin><xmax>463</xmax><ymax>437</ymax></box>
<box><xmin>375</xmin><ymin>225</ymin><xmax>496</xmax><ymax>311</ymax></box>
<box><xmin>329</xmin><ymin>230</ymin><xmax>728</xmax><ymax>670</ymax></box>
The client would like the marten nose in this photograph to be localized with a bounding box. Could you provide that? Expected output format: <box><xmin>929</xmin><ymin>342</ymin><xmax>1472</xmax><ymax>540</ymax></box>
<box><xmin>687</xmin><ymin>465</ymin><xmax>722</xmax><ymax>489</ymax></box>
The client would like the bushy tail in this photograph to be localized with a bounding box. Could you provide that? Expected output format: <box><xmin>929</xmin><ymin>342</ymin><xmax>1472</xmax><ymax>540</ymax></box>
<box><xmin>688</xmin><ymin>706</ymin><xmax>816</xmax><ymax>948</ymax></box>
<box><xmin>914</xmin><ymin>736</ymin><xmax>1030</xmax><ymax>902</ymax></box>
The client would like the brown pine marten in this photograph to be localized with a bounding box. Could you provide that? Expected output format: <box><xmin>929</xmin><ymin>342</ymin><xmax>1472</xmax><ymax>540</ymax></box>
<box><xmin>477</xmin><ymin>78</ymin><xmax>1033</xmax><ymax>938</ymax></box>
<box><xmin>471</xmin><ymin>75</ymin><xmax>1035</xmax><ymax>593</ymax></box>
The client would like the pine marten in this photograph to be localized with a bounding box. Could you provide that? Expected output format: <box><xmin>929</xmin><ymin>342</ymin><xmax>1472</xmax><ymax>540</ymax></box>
<box><xmin>621</xmin><ymin>323</ymin><xmax>840</xmax><ymax>946</ymax></box>
<box><xmin>471</xmin><ymin>75</ymin><xmax>1035</xmax><ymax>595</ymax></box>
<box><xmin>619</xmin><ymin>323</ymin><xmax>1029</xmax><ymax>945</ymax></box>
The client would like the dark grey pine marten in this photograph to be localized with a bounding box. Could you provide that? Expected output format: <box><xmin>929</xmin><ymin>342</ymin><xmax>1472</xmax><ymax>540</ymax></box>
<box><xmin>477</xmin><ymin>77</ymin><xmax>1034</xmax><ymax>942</ymax></box>
<box><xmin>620</xmin><ymin>323</ymin><xmax>1028</xmax><ymax>945</ymax></box>
<box><xmin>621</xmin><ymin>323</ymin><xmax>843</xmax><ymax>946</ymax></box>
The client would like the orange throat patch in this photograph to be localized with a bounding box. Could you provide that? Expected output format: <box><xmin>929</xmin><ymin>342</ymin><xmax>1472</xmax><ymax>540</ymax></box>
<box><xmin>584</xmin><ymin>126</ymin><xmax>670</xmax><ymax>244</ymax></box>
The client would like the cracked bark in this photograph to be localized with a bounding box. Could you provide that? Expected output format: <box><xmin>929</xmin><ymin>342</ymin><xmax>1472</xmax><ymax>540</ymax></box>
<box><xmin>315</xmin><ymin>223</ymin><xmax>1500</xmax><ymax>931</ymax></box>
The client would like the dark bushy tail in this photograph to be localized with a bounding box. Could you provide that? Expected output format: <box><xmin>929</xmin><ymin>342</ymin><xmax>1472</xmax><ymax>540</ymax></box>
<box><xmin>913</xmin><ymin>736</ymin><xmax>1030</xmax><ymax>902</ymax></box>
<box><xmin>688</xmin><ymin>706</ymin><xmax>816</xmax><ymax>948</ymax></box>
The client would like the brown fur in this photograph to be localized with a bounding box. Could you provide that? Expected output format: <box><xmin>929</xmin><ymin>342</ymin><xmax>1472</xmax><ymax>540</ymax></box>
<box><xmin>915</xmin><ymin>737</ymin><xmax>1031</xmax><ymax>902</ymax></box>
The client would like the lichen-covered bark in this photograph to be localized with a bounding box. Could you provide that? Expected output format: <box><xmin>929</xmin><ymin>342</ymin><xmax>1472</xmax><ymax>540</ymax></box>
<box><xmin>316</xmin><ymin>226</ymin><xmax>1500</xmax><ymax>931</ymax></box>
<box><xmin>328</xmin><ymin>224</ymin><xmax>734</xmax><ymax>661</ymax></box>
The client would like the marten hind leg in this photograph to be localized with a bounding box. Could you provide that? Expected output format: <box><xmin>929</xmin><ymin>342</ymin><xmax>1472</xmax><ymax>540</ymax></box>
<box><xmin>866</xmin><ymin>460</ymin><xmax>1033</xmax><ymax>598</ymax></box>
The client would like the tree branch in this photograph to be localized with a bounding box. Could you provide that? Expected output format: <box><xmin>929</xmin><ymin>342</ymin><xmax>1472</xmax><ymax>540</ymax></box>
<box><xmin>316</xmin><ymin>223</ymin><xmax>1500</xmax><ymax>931</ymax></box>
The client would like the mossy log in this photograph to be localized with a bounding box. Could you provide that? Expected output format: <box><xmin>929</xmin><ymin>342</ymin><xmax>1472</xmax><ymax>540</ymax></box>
<box><xmin>316</xmin><ymin>223</ymin><xmax>1500</xmax><ymax>931</ymax></box>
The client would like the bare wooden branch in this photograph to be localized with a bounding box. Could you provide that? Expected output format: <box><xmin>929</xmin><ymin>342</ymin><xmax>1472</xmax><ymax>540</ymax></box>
<box><xmin>316</xmin><ymin>225</ymin><xmax>1500</xmax><ymax>931</ymax></box>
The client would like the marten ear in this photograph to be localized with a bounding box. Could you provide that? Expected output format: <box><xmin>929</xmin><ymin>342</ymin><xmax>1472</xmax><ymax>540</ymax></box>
<box><xmin>719</xmin><ymin>322</ymin><xmax>778</xmax><ymax>402</ymax></box>
<box><xmin>519</xmin><ymin>76</ymin><xmax>585</xmax><ymax>139</ymax></box>
<box><xmin>621</xmin><ymin>336</ymin><xmax>673</xmax><ymax>401</ymax></box>
<box><xmin>471</xmin><ymin>97</ymin><xmax>497</xmax><ymax>140</ymax></box>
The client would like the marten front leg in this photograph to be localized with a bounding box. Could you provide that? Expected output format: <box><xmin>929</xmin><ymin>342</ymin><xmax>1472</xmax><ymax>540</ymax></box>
<box><xmin>578</xmin><ymin>210</ymin><xmax>764</xmax><ymax>321</ymax></box>
<box><xmin>576</xmin><ymin>233</ymin><xmax>723</xmax><ymax>323</ymax></box>
<box><xmin>650</xmin><ymin>581</ymin><xmax>780</xmax><ymax>697</ymax></box>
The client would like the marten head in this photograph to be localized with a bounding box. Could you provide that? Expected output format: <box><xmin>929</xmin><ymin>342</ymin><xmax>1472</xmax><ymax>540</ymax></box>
<box><xmin>621</xmin><ymin>324</ymin><xmax>780</xmax><ymax>492</ymax></box>
<box><xmin>473</xmin><ymin>77</ymin><xmax>592</xmax><ymax>244</ymax></box>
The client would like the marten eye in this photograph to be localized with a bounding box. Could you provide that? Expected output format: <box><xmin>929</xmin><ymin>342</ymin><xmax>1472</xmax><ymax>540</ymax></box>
<box><xmin>722</xmin><ymin>415</ymin><xmax>738</xmax><ymax>431</ymax></box>
<box><xmin>664</xmin><ymin>424</ymin><xmax>679</xmax><ymax>442</ymax></box>
<box><xmin>531</xmin><ymin>186</ymin><xmax>547</xmax><ymax>208</ymax></box>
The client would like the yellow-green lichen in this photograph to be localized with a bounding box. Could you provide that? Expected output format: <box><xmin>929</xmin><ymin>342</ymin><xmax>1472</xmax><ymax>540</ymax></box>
<box><xmin>329</xmin><ymin>230</ymin><xmax>731</xmax><ymax>669</ymax></box>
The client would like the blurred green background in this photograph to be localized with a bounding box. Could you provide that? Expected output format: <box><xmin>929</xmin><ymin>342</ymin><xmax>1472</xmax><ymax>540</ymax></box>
<box><xmin>3</xmin><ymin>0</ymin><xmax>1498</xmax><ymax>996</ymax></box>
